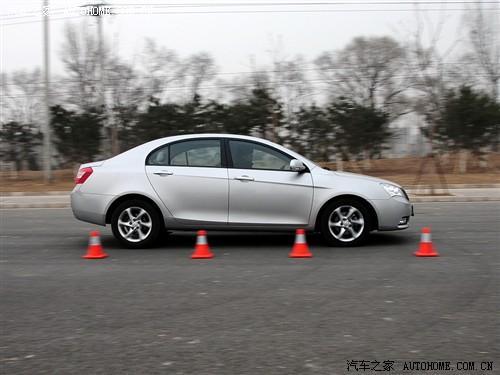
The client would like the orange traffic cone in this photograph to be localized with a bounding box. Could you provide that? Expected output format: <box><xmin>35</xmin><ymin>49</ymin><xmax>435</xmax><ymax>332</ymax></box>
<box><xmin>289</xmin><ymin>229</ymin><xmax>313</xmax><ymax>258</ymax></box>
<box><xmin>82</xmin><ymin>230</ymin><xmax>108</xmax><ymax>259</ymax></box>
<box><xmin>191</xmin><ymin>230</ymin><xmax>214</xmax><ymax>259</ymax></box>
<box><xmin>414</xmin><ymin>227</ymin><xmax>439</xmax><ymax>257</ymax></box>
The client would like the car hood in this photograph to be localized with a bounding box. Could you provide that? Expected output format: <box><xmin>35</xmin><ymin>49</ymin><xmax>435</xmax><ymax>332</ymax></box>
<box><xmin>328</xmin><ymin>170</ymin><xmax>402</xmax><ymax>187</ymax></box>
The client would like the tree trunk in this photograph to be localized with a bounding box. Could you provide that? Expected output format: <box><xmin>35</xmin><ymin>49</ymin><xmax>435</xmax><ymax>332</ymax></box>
<box><xmin>363</xmin><ymin>149</ymin><xmax>371</xmax><ymax>170</ymax></box>
<box><xmin>478</xmin><ymin>150</ymin><xmax>489</xmax><ymax>169</ymax></box>
<box><xmin>457</xmin><ymin>149</ymin><xmax>468</xmax><ymax>174</ymax></box>
<box><xmin>336</xmin><ymin>153</ymin><xmax>343</xmax><ymax>171</ymax></box>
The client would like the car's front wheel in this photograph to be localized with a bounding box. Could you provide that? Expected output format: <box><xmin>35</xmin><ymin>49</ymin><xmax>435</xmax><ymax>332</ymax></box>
<box><xmin>319</xmin><ymin>199</ymin><xmax>372</xmax><ymax>247</ymax></box>
<box><xmin>111</xmin><ymin>199</ymin><xmax>162</xmax><ymax>248</ymax></box>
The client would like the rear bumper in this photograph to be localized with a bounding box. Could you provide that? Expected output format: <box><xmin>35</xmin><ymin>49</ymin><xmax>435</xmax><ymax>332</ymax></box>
<box><xmin>370</xmin><ymin>197</ymin><xmax>413</xmax><ymax>231</ymax></box>
<box><xmin>71</xmin><ymin>187</ymin><xmax>112</xmax><ymax>226</ymax></box>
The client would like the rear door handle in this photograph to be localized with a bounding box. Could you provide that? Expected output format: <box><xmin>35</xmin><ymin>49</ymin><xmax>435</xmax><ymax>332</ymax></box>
<box><xmin>153</xmin><ymin>170</ymin><xmax>173</xmax><ymax>176</ymax></box>
<box><xmin>234</xmin><ymin>175</ymin><xmax>254</xmax><ymax>181</ymax></box>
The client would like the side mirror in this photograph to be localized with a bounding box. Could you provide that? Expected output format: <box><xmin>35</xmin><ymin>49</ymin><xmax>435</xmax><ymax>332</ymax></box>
<box><xmin>290</xmin><ymin>159</ymin><xmax>306</xmax><ymax>172</ymax></box>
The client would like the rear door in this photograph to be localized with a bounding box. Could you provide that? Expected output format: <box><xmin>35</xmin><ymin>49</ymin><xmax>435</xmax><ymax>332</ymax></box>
<box><xmin>227</xmin><ymin>139</ymin><xmax>314</xmax><ymax>225</ymax></box>
<box><xmin>145</xmin><ymin>138</ymin><xmax>228</xmax><ymax>224</ymax></box>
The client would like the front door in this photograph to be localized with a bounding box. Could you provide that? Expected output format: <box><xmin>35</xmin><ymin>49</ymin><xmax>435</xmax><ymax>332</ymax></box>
<box><xmin>227</xmin><ymin>139</ymin><xmax>314</xmax><ymax>225</ymax></box>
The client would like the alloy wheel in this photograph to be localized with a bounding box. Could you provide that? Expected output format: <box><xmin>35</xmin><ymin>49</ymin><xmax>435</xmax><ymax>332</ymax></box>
<box><xmin>117</xmin><ymin>206</ymin><xmax>153</xmax><ymax>243</ymax></box>
<box><xmin>328</xmin><ymin>205</ymin><xmax>365</xmax><ymax>242</ymax></box>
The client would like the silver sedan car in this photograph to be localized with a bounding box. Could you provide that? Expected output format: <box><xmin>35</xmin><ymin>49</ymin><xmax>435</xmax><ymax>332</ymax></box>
<box><xmin>71</xmin><ymin>134</ymin><xmax>413</xmax><ymax>248</ymax></box>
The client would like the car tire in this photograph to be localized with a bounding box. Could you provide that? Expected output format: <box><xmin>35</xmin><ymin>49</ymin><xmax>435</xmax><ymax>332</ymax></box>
<box><xmin>111</xmin><ymin>199</ymin><xmax>162</xmax><ymax>248</ymax></box>
<box><xmin>319</xmin><ymin>198</ymin><xmax>372</xmax><ymax>247</ymax></box>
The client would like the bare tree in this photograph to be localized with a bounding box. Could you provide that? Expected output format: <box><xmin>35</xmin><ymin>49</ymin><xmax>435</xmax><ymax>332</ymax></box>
<box><xmin>0</xmin><ymin>70</ymin><xmax>44</xmax><ymax>170</ymax></box>
<box><xmin>270</xmin><ymin>55</ymin><xmax>313</xmax><ymax>147</ymax></box>
<box><xmin>404</xmin><ymin>10</ymin><xmax>457</xmax><ymax>181</ymax></box>
<box><xmin>140</xmin><ymin>38</ymin><xmax>185</xmax><ymax>102</ymax></box>
<box><xmin>1</xmin><ymin>69</ymin><xmax>44</xmax><ymax>124</ymax></box>
<box><xmin>315</xmin><ymin>36</ymin><xmax>410</xmax><ymax>118</ymax></box>
<box><xmin>225</xmin><ymin>61</ymin><xmax>272</xmax><ymax>103</ymax></box>
<box><xmin>264</xmin><ymin>38</ymin><xmax>312</xmax><ymax>112</ymax></box>
<box><xmin>0</xmin><ymin>72</ymin><xmax>7</xmax><ymax>125</ymax></box>
<box><xmin>106</xmin><ymin>59</ymin><xmax>144</xmax><ymax>110</ymax></box>
<box><xmin>272</xmin><ymin>56</ymin><xmax>311</xmax><ymax>113</ymax></box>
<box><xmin>465</xmin><ymin>1</ymin><xmax>500</xmax><ymax>101</ymax></box>
<box><xmin>243</xmin><ymin>40</ymin><xmax>313</xmax><ymax>145</ymax></box>
<box><xmin>60</xmin><ymin>22</ymin><xmax>105</xmax><ymax>110</ymax></box>
<box><xmin>106</xmin><ymin>58</ymin><xmax>146</xmax><ymax>153</ymax></box>
<box><xmin>184</xmin><ymin>52</ymin><xmax>217</xmax><ymax>100</ymax></box>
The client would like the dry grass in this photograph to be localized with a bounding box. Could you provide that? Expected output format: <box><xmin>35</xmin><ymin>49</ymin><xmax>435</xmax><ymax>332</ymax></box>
<box><xmin>1</xmin><ymin>153</ymin><xmax>499</xmax><ymax>193</ymax></box>
<box><xmin>1</xmin><ymin>169</ymin><xmax>75</xmax><ymax>193</ymax></box>
<box><xmin>319</xmin><ymin>153</ymin><xmax>500</xmax><ymax>187</ymax></box>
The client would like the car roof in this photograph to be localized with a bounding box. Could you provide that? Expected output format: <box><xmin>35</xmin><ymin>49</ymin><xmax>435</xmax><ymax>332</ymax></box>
<box><xmin>154</xmin><ymin>133</ymin><xmax>274</xmax><ymax>143</ymax></box>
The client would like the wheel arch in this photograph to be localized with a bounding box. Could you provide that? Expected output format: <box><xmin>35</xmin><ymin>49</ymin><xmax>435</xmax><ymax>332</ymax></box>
<box><xmin>105</xmin><ymin>193</ymin><xmax>164</xmax><ymax>224</ymax></box>
<box><xmin>314</xmin><ymin>194</ymin><xmax>379</xmax><ymax>231</ymax></box>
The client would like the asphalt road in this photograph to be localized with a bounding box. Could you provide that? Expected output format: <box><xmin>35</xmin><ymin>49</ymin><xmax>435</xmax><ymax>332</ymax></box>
<box><xmin>1</xmin><ymin>203</ymin><xmax>499</xmax><ymax>374</ymax></box>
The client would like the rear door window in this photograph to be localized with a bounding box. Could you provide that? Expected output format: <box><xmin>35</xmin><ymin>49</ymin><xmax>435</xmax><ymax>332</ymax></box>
<box><xmin>169</xmin><ymin>139</ymin><xmax>222</xmax><ymax>168</ymax></box>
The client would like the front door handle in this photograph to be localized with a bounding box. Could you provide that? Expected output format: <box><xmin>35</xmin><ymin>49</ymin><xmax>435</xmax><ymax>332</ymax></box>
<box><xmin>153</xmin><ymin>171</ymin><xmax>173</xmax><ymax>176</ymax></box>
<box><xmin>234</xmin><ymin>175</ymin><xmax>254</xmax><ymax>181</ymax></box>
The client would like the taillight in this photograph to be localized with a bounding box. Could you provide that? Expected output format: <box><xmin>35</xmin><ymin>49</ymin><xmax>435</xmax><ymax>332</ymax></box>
<box><xmin>75</xmin><ymin>167</ymin><xmax>93</xmax><ymax>184</ymax></box>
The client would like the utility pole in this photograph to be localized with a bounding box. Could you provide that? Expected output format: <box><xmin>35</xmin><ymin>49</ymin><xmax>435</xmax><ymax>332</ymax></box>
<box><xmin>82</xmin><ymin>3</ymin><xmax>116</xmax><ymax>156</ymax></box>
<box><xmin>43</xmin><ymin>0</ymin><xmax>52</xmax><ymax>183</ymax></box>
<box><xmin>97</xmin><ymin>6</ymin><xmax>104</xmax><ymax>114</ymax></box>
<box><xmin>95</xmin><ymin>4</ymin><xmax>107</xmax><ymax>157</ymax></box>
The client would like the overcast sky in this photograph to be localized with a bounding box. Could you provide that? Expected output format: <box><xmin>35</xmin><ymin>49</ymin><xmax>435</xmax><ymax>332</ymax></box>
<box><xmin>1</xmin><ymin>0</ymin><xmax>483</xmax><ymax>78</ymax></box>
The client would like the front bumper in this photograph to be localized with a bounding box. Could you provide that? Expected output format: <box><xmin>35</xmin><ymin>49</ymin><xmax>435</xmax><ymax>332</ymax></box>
<box><xmin>370</xmin><ymin>197</ymin><xmax>413</xmax><ymax>231</ymax></box>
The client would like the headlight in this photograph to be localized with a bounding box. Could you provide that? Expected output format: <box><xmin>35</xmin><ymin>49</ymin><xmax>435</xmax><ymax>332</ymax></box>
<box><xmin>381</xmin><ymin>183</ymin><xmax>403</xmax><ymax>197</ymax></box>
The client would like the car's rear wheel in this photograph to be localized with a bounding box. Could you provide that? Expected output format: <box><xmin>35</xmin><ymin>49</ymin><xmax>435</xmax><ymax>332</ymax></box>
<box><xmin>111</xmin><ymin>199</ymin><xmax>162</xmax><ymax>248</ymax></box>
<box><xmin>319</xmin><ymin>199</ymin><xmax>372</xmax><ymax>247</ymax></box>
